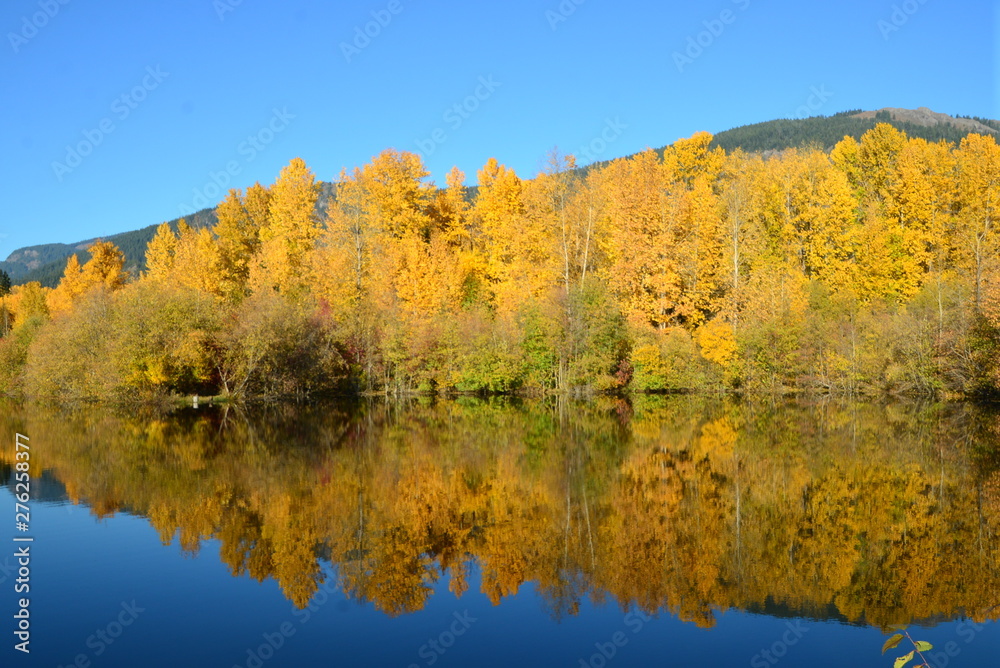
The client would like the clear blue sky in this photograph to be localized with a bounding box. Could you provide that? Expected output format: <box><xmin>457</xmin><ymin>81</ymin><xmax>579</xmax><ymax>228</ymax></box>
<box><xmin>0</xmin><ymin>0</ymin><xmax>996</xmax><ymax>255</ymax></box>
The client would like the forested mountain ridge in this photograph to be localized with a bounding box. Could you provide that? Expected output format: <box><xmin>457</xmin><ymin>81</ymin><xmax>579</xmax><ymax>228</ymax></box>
<box><xmin>707</xmin><ymin>107</ymin><xmax>999</xmax><ymax>154</ymax></box>
<box><xmin>5</xmin><ymin>108</ymin><xmax>994</xmax><ymax>288</ymax></box>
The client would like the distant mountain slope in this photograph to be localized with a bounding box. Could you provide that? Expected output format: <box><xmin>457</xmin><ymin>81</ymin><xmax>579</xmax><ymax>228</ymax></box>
<box><xmin>708</xmin><ymin>107</ymin><xmax>998</xmax><ymax>154</ymax></box>
<box><xmin>5</xmin><ymin>109</ymin><xmax>997</xmax><ymax>288</ymax></box>
<box><xmin>0</xmin><ymin>242</ymin><xmax>94</xmax><ymax>282</ymax></box>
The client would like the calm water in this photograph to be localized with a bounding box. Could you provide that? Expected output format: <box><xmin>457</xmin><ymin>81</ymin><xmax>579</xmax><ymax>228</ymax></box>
<box><xmin>1</xmin><ymin>396</ymin><xmax>998</xmax><ymax>667</ymax></box>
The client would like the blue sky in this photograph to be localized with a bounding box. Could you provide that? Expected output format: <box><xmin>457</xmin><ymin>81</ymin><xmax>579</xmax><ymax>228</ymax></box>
<box><xmin>0</xmin><ymin>0</ymin><xmax>996</xmax><ymax>254</ymax></box>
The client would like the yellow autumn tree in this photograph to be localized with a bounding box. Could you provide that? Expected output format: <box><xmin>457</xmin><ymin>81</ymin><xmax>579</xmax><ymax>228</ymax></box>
<box><xmin>49</xmin><ymin>241</ymin><xmax>127</xmax><ymax>313</ymax></box>
<box><xmin>82</xmin><ymin>241</ymin><xmax>127</xmax><ymax>291</ymax></box>
<box><xmin>250</xmin><ymin>157</ymin><xmax>320</xmax><ymax>298</ymax></box>
<box><xmin>215</xmin><ymin>186</ymin><xmax>265</xmax><ymax>301</ymax></box>
<box><xmin>47</xmin><ymin>254</ymin><xmax>86</xmax><ymax>314</ymax></box>
<box><xmin>598</xmin><ymin>148</ymin><xmax>669</xmax><ymax>327</ymax></box>
<box><xmin>172</xmin><ymin>224</ymin><xmax>222</xmax><ymax>296</ymax></box>
<box><xmin>954</xmin><ymin>133</ymin><xmax>1000</xmax><ymax>308</ymax></box>
<box><xmin>5</xmin><ymin>282</ymin><xmax>50</xmax><ymax>325</ymax></box>
<box><xmin>311</xmin><ymin>167</ymin><xmax>369</xmax><ymax>320</ymax></box>
<box><xmin>474</xmin><ymin>157</ymin><xmax>555</xmax><ymax>319</ymax></box>
<box><xmin>144</xmin><ymin>223</ymin><xmax>178</xmax><ymax>283</ymax></box>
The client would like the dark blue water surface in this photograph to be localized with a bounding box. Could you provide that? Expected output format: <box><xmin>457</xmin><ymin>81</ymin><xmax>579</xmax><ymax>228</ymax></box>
<box><xmin>1</xmin><ymin>397</ymin><xmax>998</xmax><ymax>667</ymax></box>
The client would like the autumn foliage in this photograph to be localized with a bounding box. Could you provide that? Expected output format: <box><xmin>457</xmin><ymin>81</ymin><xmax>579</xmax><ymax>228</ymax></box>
<box><xmin>2</xmin><ymin>126</ymin><xmax>1000</xmax><ymax>400</ymax></box>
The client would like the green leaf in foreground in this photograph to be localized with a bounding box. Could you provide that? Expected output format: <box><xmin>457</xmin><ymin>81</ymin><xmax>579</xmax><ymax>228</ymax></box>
<box><xmin>882</xmin><ymin>634</ymin><xmax>905</xmax><ymax>654</ymax></box>
<box><xmin>913</xmin><ymin>641</ymin><xmax>933</xmax><ymax>652</ymax></box>
<box><xmin>893</xmin><ymin>650</ymin><xmax>914</xmax><ymax>668</ymax></box>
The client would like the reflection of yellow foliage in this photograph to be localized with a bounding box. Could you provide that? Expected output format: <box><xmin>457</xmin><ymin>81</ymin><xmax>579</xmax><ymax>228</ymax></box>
<box><xmin>693</xmin><ymin>417</ymin><xmax>737</xmax><ymax>463</ymax></box>
<box><xmin>0</xmin><ymin>398</ymin><xmax>997</xmax><ymax>627</ymax></box>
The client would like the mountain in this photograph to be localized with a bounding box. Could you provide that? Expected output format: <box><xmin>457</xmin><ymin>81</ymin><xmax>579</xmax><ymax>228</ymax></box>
<box><xmin>567</xmin><ymin>107</ymin><xmax>999</xmax><ymax>178</ymax></box>
<box><xmin>5</xmin><ymin>108</ymin><xmax>997</xmax><ymax>288</ymax></box>
<box><xmin>1</xmin><ymin>242</ymin><xmax>91</xmax><ymax>281</ymax></box>
<box><xmin>707</xmin><ymin>107</ymin><xmax>999</xmax><ymax>154</ymax></box>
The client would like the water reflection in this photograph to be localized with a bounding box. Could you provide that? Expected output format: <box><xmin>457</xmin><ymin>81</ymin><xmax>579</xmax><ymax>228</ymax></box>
<box><xmin>2</xmin><ymin>396</ymin><xmax>998</xmax><ymax>629</ymax></box>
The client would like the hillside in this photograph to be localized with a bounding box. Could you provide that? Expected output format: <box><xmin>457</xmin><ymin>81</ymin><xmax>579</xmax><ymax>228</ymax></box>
<box><xmin>708</xmin><ymin>107</ymin><xmax>998</xmax><ymax>154</ymax></box>
<box><xmin>0</xmin><ymin>242</ymin><xmax>91</xmax><ymax>281</ymax></box>
<box><xmin>4</xmin><ymin>108</ymin><xmax>997</xmax><ymax>289</ymax></box>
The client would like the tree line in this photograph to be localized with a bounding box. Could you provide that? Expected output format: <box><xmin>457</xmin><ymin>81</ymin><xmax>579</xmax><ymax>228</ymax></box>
<box><xmin>1</xmin><ymin>123</ymin><xmax>999</xmax><ymax>401</ymax></box>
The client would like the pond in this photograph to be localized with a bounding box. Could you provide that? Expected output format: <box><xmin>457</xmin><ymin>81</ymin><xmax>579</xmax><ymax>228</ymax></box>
<box><xmin>1</xmin><ymin>396</ymin><xmax>998</xmax><ymax>667</ymax></box>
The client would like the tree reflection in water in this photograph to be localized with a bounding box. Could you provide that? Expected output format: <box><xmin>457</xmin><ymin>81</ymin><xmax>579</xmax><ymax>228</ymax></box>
<box><xmin>2</xmin><ymin>396</ymin><xmax>997</xmax><ymax>629</ymax></box>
